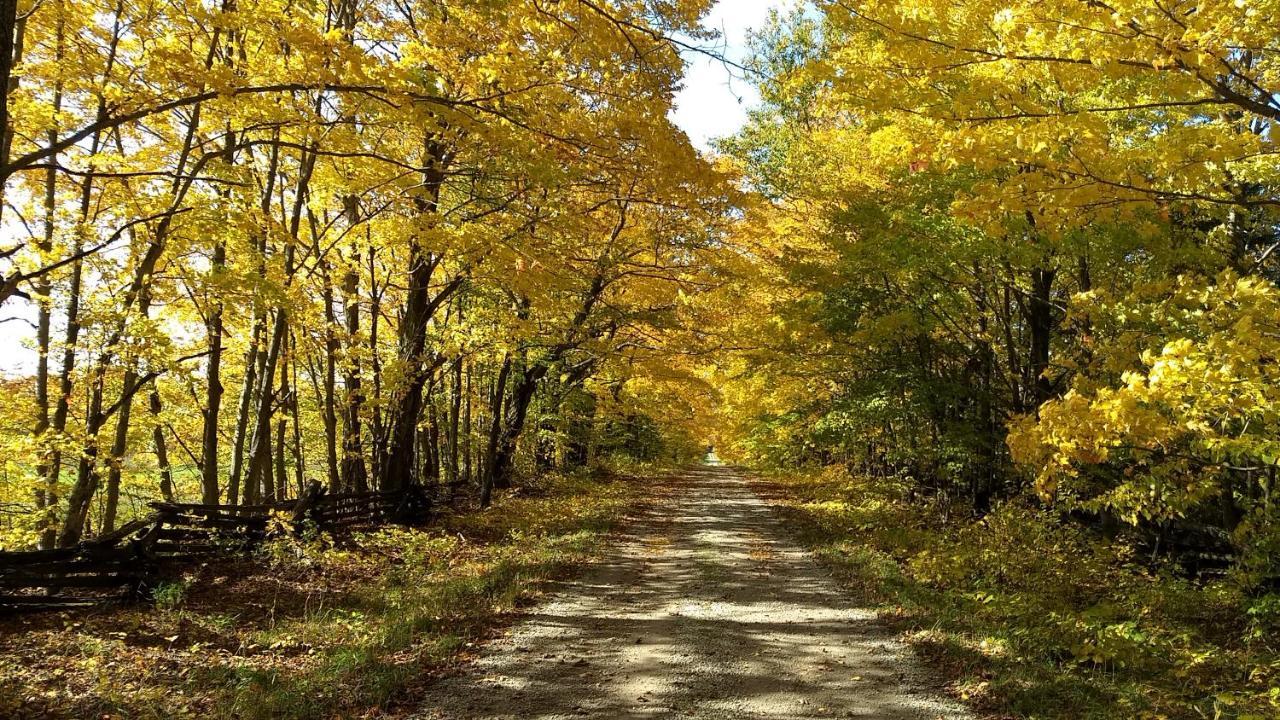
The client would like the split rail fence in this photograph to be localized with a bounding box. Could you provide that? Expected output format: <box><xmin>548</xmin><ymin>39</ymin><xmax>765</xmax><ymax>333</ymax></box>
<box><xmin>0</xmin><ymin>483</ymin><xmax>437</xmax><ymax>612</ymax></box>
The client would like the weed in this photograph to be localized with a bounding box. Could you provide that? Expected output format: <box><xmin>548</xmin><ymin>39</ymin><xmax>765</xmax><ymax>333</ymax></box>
<box><xmin>151</xmin><ymin>578</ymin><xmax>190</xmax><ymax>610</ymax></box>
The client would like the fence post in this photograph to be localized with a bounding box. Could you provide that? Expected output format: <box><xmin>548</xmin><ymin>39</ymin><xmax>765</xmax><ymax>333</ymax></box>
<box><xmin>393</xmin><ymin>484</ymin><xmax>431</xmax><ymax>526</ymax></box>
<box><xmin>290</xmin><ymin>480</ymin><xmax>327</xmax><ymax>535</ymax></box>
<box><xmin>126</xmin><ymin>520</ymin><xmax>164</xmax><ymax>603</ymax></box>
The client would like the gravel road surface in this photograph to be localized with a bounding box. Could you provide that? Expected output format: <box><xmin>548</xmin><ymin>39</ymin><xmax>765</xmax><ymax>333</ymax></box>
<box><xmin>414</xmin><ymin>466</ymin><xmax>970</xmax><ymax>720</ymax></box>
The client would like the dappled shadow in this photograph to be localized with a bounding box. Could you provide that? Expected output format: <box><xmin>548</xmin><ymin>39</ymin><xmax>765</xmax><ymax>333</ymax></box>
<box><xmin>412</xmin><ymin>467</ymin><xmax>969</xmax><ymax>719</ymax></box>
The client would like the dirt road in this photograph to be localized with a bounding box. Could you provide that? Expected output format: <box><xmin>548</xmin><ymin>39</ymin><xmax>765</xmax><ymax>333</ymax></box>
<box><xmin>414</xmin><ymin>466</ymin><xmax>970</xmax><ymax>719</ymax></box>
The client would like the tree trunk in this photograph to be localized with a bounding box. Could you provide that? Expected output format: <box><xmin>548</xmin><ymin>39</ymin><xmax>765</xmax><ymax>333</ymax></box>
<box><xmin>448</xmin><ymin>355</ymin><xmax>463</xmax><ymax>483</ymax></box>
<box><xmin>368</xmin><ymin>246</ymin><xmax>384</xmax><ymax>487</ymax></box>
<box><xmin>61</xmin><ymin>423</ymin><xmax>103</xmax><ymax>546</ymax></box>
<box><xmin>319</xmin><ymin>249</ymin><xmax>341</xmax><ymax>491</ymax></box>
<box><xmin>972</xmin><ymin>269</ymin><xmax>997</xmax><ymax>512</ymax></box>
<box><xmin>32</xmin><ymin>10</ymin><xmax>70</xmax><ymax>547</ymax></box>
<box><xmin>199</xmin><ymin>123</ymin><xmax>237</xmax><ymax>505</ymax></box>
<box><xmin>273</xmin><ymin>416</ymin><xmax>287</xmax><ymax>503</ymax></box>
<box><xmin>380</xmin><ymin>139</ymin><xmax>452</xmax><ymax>491</ymax></box>
<box><xmin>102</xmin><ymin>368</ymin><xmax>136</xmax><ymax>534</ymax></box>
<box><xmin>42</xmin><ymin>139</ymin><xmax>110</xmax><ymax>547</ymax></box>
<box><xmin>340</xmin><ymin>251</ymin><xmax>367</xmax><ymax>491</ymax></box>
<box><xmin>491</xmin><ymin>368</ymin><xmax>543</xmax><ymax>491</ymax></box>
<box><xmin>31</xmin><ymin>21</ymin><xmax>62</xmax><ymax>544</ymax></box>
<box><xmin>201</xmin><ymin>239</ymin><xmax>226</xmax><ymax>504</ymax></box>
<box><xmin>104</xmin><ymin>275</ymin><xmax>162</xmax><ymax>533</ymax></box>
<box><xmin>481</xmin><ymin>355</ymin><xmax>512</xmax><ymax>507</ymax></box>
<box><xmin>381</xmin><ymin>237</ymin><xmax>434</xmax><ymax>491</ymax></box>
<box><xmin>150</xmin><ymin>387</ymin><xmax>175</xmax><ymax>503</ymax></box>
<box><xmin>488</xmin><ymin>267</ymin><xmax>611</xmax><ymax>491</ymax></box>
<box><xmin>246</xmin><ymin>308</ymin><xmax>286</xmax><ymax>503</ymax></box>
<box><xmin>246</xmin><ymin>144</ymin><xmax>314</xmax><ymax>499</ymax></box>
<box><xmin>43</xmin><ymin>209</ymin><xmax>84</xmax><ymax>547</ymax></box>
<box><xmin>1029</xmin><ymin>266</ymin><xmax>1056</xmax><ymax>410</ymax></box>
<box><xmin>290</xmin><ymin>332</ymin><xmax>305</xmax><ymax>495</ymax></box>
<box><xmin>230</xmin><ymin>139</ymin><xmax>281</xmax><ymax>506</ymax></box>
<box><xmin>462</xmin><ymin>360</ymin><xmax>473</xmax><ymax>485</ymax></box>
<box><xmin>426</xmin><ymin>376</ymin><xmax>441</xmax><ymax>483</ymax></box>
<box><xmin>0</xmin><ymin>0</ymin><xmax>23</xmax><ymax>180</ymax></box>
<box><xmin>228</xmin><ymin>320</ymin><xmax>261</xmax><ymax>506</ymax></box>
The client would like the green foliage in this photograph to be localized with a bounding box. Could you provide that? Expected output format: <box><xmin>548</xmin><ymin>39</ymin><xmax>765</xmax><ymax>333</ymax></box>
<box><xmin>151</xmin><ymin>579</ymin><xmax>191</xmax><ymax>611</ymax></box>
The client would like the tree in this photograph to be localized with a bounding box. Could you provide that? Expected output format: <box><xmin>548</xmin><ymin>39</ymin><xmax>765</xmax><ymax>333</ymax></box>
<box><xmin>0</xmin><ymin>0</ymin><xmax>728</xmax><ymax>548</ymax></box>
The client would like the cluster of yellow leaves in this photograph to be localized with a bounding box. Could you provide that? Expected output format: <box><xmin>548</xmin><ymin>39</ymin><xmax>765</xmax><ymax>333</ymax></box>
<box><xmin>1010</xmin><ymin>272</ymin><xmax>1280</xmax><ymax>522</ymax></box>
<box><xmin>806</xmin><ymin>0</ymin><xmax>1280</xmax><ymax>234</ymax></box>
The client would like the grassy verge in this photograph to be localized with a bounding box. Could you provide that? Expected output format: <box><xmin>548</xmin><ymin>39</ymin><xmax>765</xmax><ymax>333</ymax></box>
<box><xmin>0</xmin><ymin>470</ymin><xmax>647</xmax><ymax>719</ymax></box>
<box><xmin>757</xmin><ymin>467</ymin><xmax>1280</xmax><ymax>720</ymax></box>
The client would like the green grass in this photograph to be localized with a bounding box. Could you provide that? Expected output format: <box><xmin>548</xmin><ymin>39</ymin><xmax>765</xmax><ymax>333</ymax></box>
<box><xmin>762</xmin><ymin>467</ymin><xmax>1280</xmax><ymax>720</ymax></box>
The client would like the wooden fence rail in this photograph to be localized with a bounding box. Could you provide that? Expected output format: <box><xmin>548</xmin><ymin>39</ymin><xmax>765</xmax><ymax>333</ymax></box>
<box><xmin>0</xmin><ymin>483</ymin><xmax>439</xmax><ymax>613</ymax></box>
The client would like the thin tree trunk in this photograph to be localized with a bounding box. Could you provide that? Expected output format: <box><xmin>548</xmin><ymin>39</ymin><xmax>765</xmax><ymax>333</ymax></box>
<box><xmin>972</xmin><ymin>269</ymin><xmax>996</xmax><ymax>512</ymax></box>
<box><xmin>104</xmin><ymin>241</ymin><xmax>168</xmax><ymax>532</ymax></box>
<box><xmin>1029</xmin><ymin>266</ymin><xmax>1056</xmax><ymax>409</ymax></box>
<box><xmin>273</xmin><ymin>419</ymin><xmax>286</xmax><ymax>502</ymax></box>
<box><xmin>462</xmin><ymin>359</ymin><xmax>473</xmax><ymax>485</ymax></box>
<box><xmin>43</xmin><ymin>202</ymin><xmax>85</xmax><ymax>547</ymax></box>
<box><xmin>1000</xmin><ymin>283</ymin><xmax>1024</xmax><ymax>412</ymax></box>
<box><xmin>319</xmin><ymin>251</ymin><xmax>340</xmax><ymax>490</ymax></box>
<box><xmin>201</xmin><ymin>236</ymin><xmax>226</xmax><ymax>504</ymax></box>
<box><xmin>448</xmin><ymin>354</ymin><xmax>462</xmax><ymax>483</ymax></box>
<box><xmin>340</xmin><ymin>246</ymin><xmax>367</xmax><ymax>491</ymax></box>
<box><xmin>228</xmin><ymin>321</ymin><xmax>261</xmax><ymax>506</ymax></box>
<box><xmin>31</xmin><ymin>9</ymin><xmax>63</xmax><ymax>544</ymax></box>
<box><xmin>229</xmin><ymin>141</ymin><xmax>280</xmax><ymax>506</ymax></box>
<box><xmin>150</xmin><ymin>387</ymin><xmax>175</xmax><ymax>503</ymax></box>
<box><xmin>273</xmin><ymin>341</ymin><xmax>290</xmax><ymax>500</ymax></box>
<box><xmin>290</xmin><ymin>330</ymin><xmax>305</xmax><ymax>495</ymax></box>
<box><xmin>428</xmin><ymin>385</ymin><xmax>441</xmax><ymax>482</ymax></box>
<box><xmin>101</xmin><ymin>373</ymin><xmax>136</xmax><ymax>533</ymax></box>
<box><xmin>368</xmin><ymin>247</ymin><xmax>385</xmax><ymax>487</ymax></box>
<box><xmin>332</xmin><ymin>2</ymin><xmax>366</xmax><ymax>491</ymax></box>
<box><xmin>245</xmin><ymin>144</ymin><xmax>315</xmax><ymax>499</ymax></box>
<box><xmin>481</xmin><ymin>354</ymin><xmax>512</xmax><ymax>507</ymax></box>
<box><xmin>247</xmin><ymin>309</ymin><xmax>285</xmax><ymax>504</ymax></box>
<box><xmin>200</xmin><ymin>126</ymin><xmax>236</xmax><ymax>505</ymax></box>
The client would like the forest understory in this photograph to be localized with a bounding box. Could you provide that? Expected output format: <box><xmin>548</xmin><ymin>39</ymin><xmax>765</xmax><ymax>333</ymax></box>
<box><xmin>0</xmin><ymin>469</ymin><xmax>650</xmax><ymax>719</ymax></box>
<box><xmin>761</xmin><ymin>470</ymin><xmax>1279</xmax><ymax>720</ymax></box>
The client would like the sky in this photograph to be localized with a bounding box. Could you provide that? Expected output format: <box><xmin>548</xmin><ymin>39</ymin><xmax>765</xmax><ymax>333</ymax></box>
<box><xmin>0</xmin><ymin>0</ymin><xmax>785</xmax><ymax>377</ymax></box>
<box><xmin>671</xmin><ymin>0</ymin><xmax>784</xmax><ymax>151</ymax></box>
